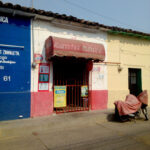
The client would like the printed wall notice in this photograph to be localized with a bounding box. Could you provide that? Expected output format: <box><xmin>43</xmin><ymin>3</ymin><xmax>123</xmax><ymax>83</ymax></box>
<box><xmin>54</xmin><ymin>86</ymin><xmax>66</xmax><ymax>108</ymax></box>
<box><xmin>92</xmin><ymin>64</ymin><xmax>107</xmax><ymax>90</ymax></box>
<box><xmin>40</xmin><ymin>65</ymin><xmax>49</xmax><ymax>73</ymax></box>
<box><xmin>38</xmin><ymin>63</ymin><xmax>50</xmax><ymax>91</ymax></box>
<box><xmin>81</xmin><ymin>86</ymin><xmax>88</xmax><ymax>97</ymax></box>
<box><xmin>39</xmin><ymin>83</ymin><xmax>49</xmax><ymax>90</ymax></box>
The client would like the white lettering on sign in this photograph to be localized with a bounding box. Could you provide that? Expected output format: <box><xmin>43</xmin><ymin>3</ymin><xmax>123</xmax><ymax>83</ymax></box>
<box><xmin>82</xmin><ymin>45</ymin><xmax>100</xmax><ymax>53</ymax></box>
<box><xmin>54</xmin><ymin>42</ymin><xmax>81</xmax><ymax>51</ymax></box>
<box><xmin>3</xmin><ymin>76</ymin><xmax>11</xmax><ymax>82</ymax></box>
<box><xmin>0</xmin><ymin>60</ymin><xmax>16</xmax><ymax>64</ymax></box>
<box><xmin>3</xmin><ymin>50</ymin><xmax>20</xmax><ymax>56</ymax></box>
<box><xmin>0</xmin><ymin>56</ymin><xmax>7</xmax><ymax>60</ymax></box>
<box><xmin>0</xmin><ymin>66</ymin><xmax>4</xmax><ymax>70</ymax></box>
<box><xmin>0</xmin><ymin>16</ymin><xmax>8</xmax><ymax>23</ymax></box>
<box><xmin>0</xmin><ymin>49</ymin><xmax>19</xmax><ymax>65</ymax></box>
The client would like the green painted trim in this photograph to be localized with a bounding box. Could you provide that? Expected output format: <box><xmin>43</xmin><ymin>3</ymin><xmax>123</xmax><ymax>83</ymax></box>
<box><xmin>108</xmin><ymin>30</ymin><xmax>150</xmax><ymax>40</ymax></box>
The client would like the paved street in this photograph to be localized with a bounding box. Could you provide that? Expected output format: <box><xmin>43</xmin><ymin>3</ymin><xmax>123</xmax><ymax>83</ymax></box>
<box><xmin>0</xmin><ymin>109</ymin><xmax>150</xmax><ymax>150</ymax></box>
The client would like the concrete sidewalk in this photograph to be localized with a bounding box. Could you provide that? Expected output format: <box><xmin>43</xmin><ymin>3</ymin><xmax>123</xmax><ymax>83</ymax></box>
<box><xmin>0</xmin><ymin>108</ymin><xmax>149</xmax><ymax>139</ymax></box>
<box><xmin>0</xmin><ymin>109</ymin><xmax>113</xmax><ymax>138</ymax></box>
<box><xmin>0</xmin><ymin>108</ymin><xmax>150</xmax><ymax>150</ymax></box>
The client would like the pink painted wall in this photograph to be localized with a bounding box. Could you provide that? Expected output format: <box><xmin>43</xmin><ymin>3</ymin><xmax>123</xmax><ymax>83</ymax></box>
<box><xmin>89</xmin><ymin>90</ymin><xmax>108</xmax><ymax>110</ymax></box>
<box><xmin>31</xmin><ymin>92</ymin><xmax>53</xmax><ymax>117</ymax></box>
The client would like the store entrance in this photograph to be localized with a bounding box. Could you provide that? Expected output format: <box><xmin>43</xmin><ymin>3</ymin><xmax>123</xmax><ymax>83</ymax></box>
<box><xmin>53</xmin><ymin>57</ymin><xmax>89</xmax><ymax>113</ymax></box>
<box><xmin>129</xmin><ymin>68</ymin><xmax>142</xmax><ymax>96</ymax></box>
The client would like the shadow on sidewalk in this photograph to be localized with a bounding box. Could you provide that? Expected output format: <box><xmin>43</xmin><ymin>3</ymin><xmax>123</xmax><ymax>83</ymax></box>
<box><xmin>105</xmin><ymin>112</ymin><xmax>123</xmax><ymax>123</ymax></box>
<box><xmin>107</xmin><ymin>113</ymin><xmax>119</xmax><ymax>122</ymax></box>
<box><xmin>106</xmin><ymin>112</ymin><xmax>149</xmax><ymax>123</ymax></box>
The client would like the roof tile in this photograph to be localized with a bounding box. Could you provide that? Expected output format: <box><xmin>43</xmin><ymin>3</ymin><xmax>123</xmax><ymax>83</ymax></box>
<box><xmin>0</xmin><ymin>1</ymin><xmax>150</xmax><ymax>37</ymax></box>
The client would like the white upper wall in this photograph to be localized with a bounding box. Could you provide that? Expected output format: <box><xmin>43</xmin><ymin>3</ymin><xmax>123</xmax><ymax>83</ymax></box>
<box><xmin>31</xmin><ymin>19</ymin><xmax>107</xmax><ymax>92</ymax></box>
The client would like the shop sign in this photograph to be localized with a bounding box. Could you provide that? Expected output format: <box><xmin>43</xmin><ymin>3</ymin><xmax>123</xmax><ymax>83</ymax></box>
<box><xmin>0</xmin><ymin>47</ymin><xmax>24</xmax><ymax>91</ymax></box>
<box><xmin>40</xmin><ymin>65</ymin><xmax>49</xmax><ymax>73</ymax></box>
<box><xmin>81</xmin><ymin>86</ymin><xmax>88</xmax><ymax>97</ymax></box>
<box><xmin>34</xmin><ymin>54</ymin><xmax>43</xmax><ymax>63</ymax></box>
<box><xmin>39</xmin><ymin>83</ymin><xmax>49</xmax><ymax>90</ymax></box>
<box><xmin>39</xmin><ymin>74</ymin><xmax>49</xmax><ymax>82</ymax></box>
<box><xmin>38</xmin><ymin>63</ymin><xmax>50</xmax><ymax>91</ymax></box>
<box><xmin>54</xmin><ymin>86</ymin><xmax>66</xmax><ymax>108</ymax></box>
<box><xmin>45</xmin><ymin>36</ymin><xmax>105</xmax><ymax>61</ymax></box>
<box><xmin>0</xmin><ymin>15</ymin><xmax>31</xmax><ymax>120</ymax></box>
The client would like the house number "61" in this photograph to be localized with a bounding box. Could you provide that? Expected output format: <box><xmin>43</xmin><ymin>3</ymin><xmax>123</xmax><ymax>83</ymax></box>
<box><xmin>3</xmin><ymin>76</ymin><xmax>11</xmax><ymax>82</ymax></box>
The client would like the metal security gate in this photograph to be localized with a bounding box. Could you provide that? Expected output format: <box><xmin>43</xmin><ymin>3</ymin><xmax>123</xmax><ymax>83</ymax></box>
<box><xmin>53</xmin><ymin>58</ymin><xmax>89</xmax><ymax>113</ymax></box>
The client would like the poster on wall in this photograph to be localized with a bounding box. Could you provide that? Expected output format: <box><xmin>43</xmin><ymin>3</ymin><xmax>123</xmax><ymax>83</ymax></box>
<box><xmin>39</xmin><ymin>83</ymin><xmax>49</xmax><ymax>90</ymax></box>
<box><xmin>54</xmin><ymin>86</ymin><xmax>66</xmax><ymax>108</ymax></box>
<box><xmin>81</xmin><ymin>86</ymin><xmax>88</xmax><ymax>97</ymax></box>
<box><xmin>39</xmin><ymin>74</ymin><xmax>49</xmax><ymax>82</ymax></box>
<box><xmin>92</xmin><ymin>64</ymin><xmax>107</xmax><ymax>90</ymax></box>
<box><xmin>40</xmin><ymin>65</ymin><xmax>49</xmax><ymax>73</ymax></box>
<box><xmin>38</xmin><ymin>63</ymin><xmax>50</xmax><ymax>91</ymax></box>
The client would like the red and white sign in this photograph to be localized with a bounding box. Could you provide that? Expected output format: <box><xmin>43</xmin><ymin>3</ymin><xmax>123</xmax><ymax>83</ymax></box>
<box><xmin>34</xmin><ymin>54</ymin><xmax>43</xmax><ymax>63</ymax></box>
<box><xmin>38</xmin><ymin>63</ymin><xmax>50</xmax><ymax>91</ymax></box>
<box><xmin>45</xmin><ymin>36</ymin><xmax>105</xmax><ymax>61</ymax></box>
<box><xmin>40</xmin><ymin>65</ymin><xmax>49</xmax><ymax>73</ymax></box>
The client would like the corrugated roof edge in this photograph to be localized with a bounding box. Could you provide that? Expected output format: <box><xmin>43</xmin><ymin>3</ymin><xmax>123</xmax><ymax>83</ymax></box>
<box><xmin>0</xmin><ymin>1</ymin><xmax>150</xmax><ymax>39</ymax></box>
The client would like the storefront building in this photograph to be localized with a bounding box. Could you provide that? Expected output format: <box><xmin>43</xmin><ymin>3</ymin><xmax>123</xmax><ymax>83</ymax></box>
<box><xmin>31</xmin><ymin>19</ymin><xmax>108</xmax><ymax>117</ymax></box>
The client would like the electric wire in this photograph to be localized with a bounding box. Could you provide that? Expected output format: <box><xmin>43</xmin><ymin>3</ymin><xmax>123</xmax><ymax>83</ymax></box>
<box><xmin>1</xmin><ymin>0</ymin><xmax>150</xmax><ymax>33</ymax></box>
<box><xmin>63</xmin><ymin>0</ymin><xmax>149</xmax><ymax>33</ymax></box>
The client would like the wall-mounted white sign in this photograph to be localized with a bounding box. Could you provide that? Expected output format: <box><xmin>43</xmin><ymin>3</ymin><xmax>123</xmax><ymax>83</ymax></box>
<box><xmin>92</xmin><ymin>64</ymin><xmax>107</xmax><ymax>90</ymax></box>
<box><xmin>39</xmin><ymin>83</ymin><xmax>49</xmax><ymax>90</ymax></box>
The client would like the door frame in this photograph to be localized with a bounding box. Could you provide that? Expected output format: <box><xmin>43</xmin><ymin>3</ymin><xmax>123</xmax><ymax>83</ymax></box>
<box><xmin>128</xmin><ymin>68</ymin><xmax>142</xmax><ymax>96</ymax></box>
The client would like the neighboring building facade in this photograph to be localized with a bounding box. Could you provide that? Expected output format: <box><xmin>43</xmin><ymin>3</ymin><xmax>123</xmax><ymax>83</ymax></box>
<box><xmin>107</xmin><ymin>33</ymin><xmax>150</xmax><ymax>108</ymax></box>
<box><xmin>0</xmin><ymin>15</ymin><xmax>31</xmax><ymax>120</ymax></box>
